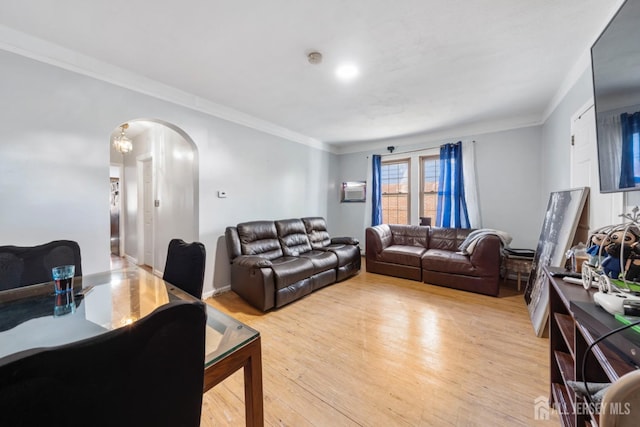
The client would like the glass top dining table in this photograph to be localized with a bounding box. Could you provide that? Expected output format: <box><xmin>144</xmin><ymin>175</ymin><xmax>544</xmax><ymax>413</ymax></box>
<box><xmin>0</xmin><ymin>267</ymin><xmax>264</xmax><ymax>426</ymax></box>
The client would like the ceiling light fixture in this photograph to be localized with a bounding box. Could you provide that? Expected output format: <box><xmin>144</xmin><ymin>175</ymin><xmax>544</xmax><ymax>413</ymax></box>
<box><xmin>335</xmin><ymin>63</ymin><xmax>359</xmax><ymax>81</ymax></box>
<box><xmin>113</xmin><ymin>123</ymin><xmax>133</xmax><ymax>154</ymax></box>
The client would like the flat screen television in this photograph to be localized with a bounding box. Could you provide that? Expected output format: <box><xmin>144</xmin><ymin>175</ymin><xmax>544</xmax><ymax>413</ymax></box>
<box><xmin>592</xmin><ymin>0</ymin><xmax>640</xmax><ymax>193</ymax></box>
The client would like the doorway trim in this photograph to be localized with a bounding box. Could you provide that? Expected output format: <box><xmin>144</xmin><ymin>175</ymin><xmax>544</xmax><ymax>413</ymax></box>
<box><xmin>136</xmin><ymin>152</ymin><xmax>154</xmax><ymax>270</ymax></box>
<box><xmin>150</xmin><ymin>119</ymin><xmax>200</xmax><ymax>236</ymax></box>
<box><xmin>110</xmin><ymin>118</ymin><xmax>199</xmax><ymax>276</ymax></box>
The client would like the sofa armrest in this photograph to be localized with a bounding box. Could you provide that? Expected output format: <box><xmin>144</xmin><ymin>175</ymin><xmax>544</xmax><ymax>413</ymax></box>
<box><xmin>230</xmin><ymin>263</ymin><xmax>276</xmax><ymax>311</ymax></box>
<box><xmin>233</xmin><ymin>255</ymin><xmax>273</xmax><ymax>268</ymax></box>
<box><xmin>468</xmin><ymin>235</ymin><xmax>502</xmax><ymax>273</ymax></box>
<box><xmin>366</xmin><ymin>225</ymin><xmax>392</xmax><ymax>260</ymax></box>
<box><xmin>331</xmin><ymin>236</ymin><xmax>359</xmax><ymax>246</ymax></box>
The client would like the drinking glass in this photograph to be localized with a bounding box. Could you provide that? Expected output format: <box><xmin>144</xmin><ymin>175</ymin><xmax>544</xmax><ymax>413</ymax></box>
<box><xmin>52</xmin><ymin>265</ymin><xmax>75</xmax><ymax>294</ymax></box>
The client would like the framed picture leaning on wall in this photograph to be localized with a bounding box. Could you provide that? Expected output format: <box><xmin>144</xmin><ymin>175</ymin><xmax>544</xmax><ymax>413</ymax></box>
<box><xmin>524</xmin><ymin>187</ymin><xmax>589</xmax><ymax>337</ymax></box>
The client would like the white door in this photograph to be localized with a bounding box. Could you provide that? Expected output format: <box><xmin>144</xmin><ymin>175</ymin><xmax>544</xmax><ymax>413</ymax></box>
<box><xmin>570</xmin><ymin>102</ymin><xmax>623</xmax><ymax>230</ymax></box>
<box><xmin>142</xmin><ymin>158</ymin><xmax>154</xmax><ymax>267</ymax></box>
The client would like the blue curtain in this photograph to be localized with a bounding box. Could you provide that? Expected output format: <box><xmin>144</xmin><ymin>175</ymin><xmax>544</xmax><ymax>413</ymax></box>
<box><xmin>371</xmin><ymin>155</ymin><xmax>383</xmax><ymax>226</ymax></box>
<box><xmin>619</xmin><ymin>112</ymin><xmax>640</xmax><ymax>189</ymax></box>
<box><xmin>436</xmin><ymin>142</ymin><xmax>470</xmax><ymax>228</ymax></box>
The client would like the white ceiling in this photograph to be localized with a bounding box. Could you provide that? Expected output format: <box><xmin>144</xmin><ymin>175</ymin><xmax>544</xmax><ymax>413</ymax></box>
<box><xmin>0</xmin><ymin>0</ymin><xmax>624</xmax><ymax>151</ymax></box>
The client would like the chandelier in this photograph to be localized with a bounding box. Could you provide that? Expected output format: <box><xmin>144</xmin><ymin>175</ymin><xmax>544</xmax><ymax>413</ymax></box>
<box><xmin>113</xmin><ymin>123</ymin><xmax>133</xmax><ymax>154</ymax></box>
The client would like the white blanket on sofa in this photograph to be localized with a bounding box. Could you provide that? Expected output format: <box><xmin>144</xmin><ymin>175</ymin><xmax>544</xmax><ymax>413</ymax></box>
<box><xmin>458</xmin><ymin>228</ymin><xmax>512</xmax><ymax>255</ymax></box>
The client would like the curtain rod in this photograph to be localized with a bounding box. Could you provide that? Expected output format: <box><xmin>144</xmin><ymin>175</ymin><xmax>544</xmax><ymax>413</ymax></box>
<box><xmin>370</xmin><ymin>140</ymin><xmax>476</xmax><ymax>157</ymax></box>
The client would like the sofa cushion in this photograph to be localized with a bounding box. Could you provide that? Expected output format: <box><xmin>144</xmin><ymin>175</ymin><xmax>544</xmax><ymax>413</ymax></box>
<box><xmin>389</xmin><ymin>225</ymin><xmax>429</xmax><ymax>248</ymax></box>
<box><xmin>299</xmin><ymin>250</ymin><xmax>338</xmax><ymax>274</ymax></box>
<box><xmin>380</xmin><ymin>245</ymin><xmax>425</xmax><ymax>267</ymax></box>
<box><xmin>301</xmin><ymin>217</ymin><xmax>332</xmax><ymax>249</ymax></box>
<box><xmin>237</xmin><ymin>221</ymin><xmax>284</xmax><ymax>260</ymax></box>
<box><xmin>275</xmin><ymin>219</ymin><xmax>313</xmax><ymax>256</ymax></box>
<box><xmin>270</xmin><ymin>257</ymin><xmax>315</xmax><ymax>289</ymax></box>
<box><xmin>428</xmin><ymin>228</ymin><xmax>473</xmax><ymax>251</ymax></box>
<box><xmin>421</xmin><ymin>249</ymin><xmax>477</xmax><ymax>276</ymax></box>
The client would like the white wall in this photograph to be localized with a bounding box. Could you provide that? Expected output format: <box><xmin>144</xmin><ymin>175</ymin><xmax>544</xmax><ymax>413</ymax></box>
<box><xmin>0</xmin><ymin>49</ymin><xmax>331</xmax><ymax>295</ymax></box>
<box><xmin>474</xmin><ymin>126</ymin><xmax>541</xmax><ymax>249</ymax></box>
<box><xmin>2</xmin><ymin>35</ymin><xmax>630</xmax><ymax>296</ymax></box>
<box><xmin>0</xmin><ymin>50</ymin><xmax>110</xmax><ymax>276</ymax></box>
<box><xmin>540</xmin><ymin>69</ymin><xmax>594</xmax><ymax>204</ymax></box>
<box><xmin>330</xmin><ymin>126</ymin><xmax>544</xmax><ymax>249</ymax></box>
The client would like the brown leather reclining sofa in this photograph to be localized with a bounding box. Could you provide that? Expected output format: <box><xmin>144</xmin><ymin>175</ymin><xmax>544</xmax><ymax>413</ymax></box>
<box><xmin>365</xmin><ymin>224</ymin><xmax>502</xmax><ymax>296</ymax></box>
<box><xmin>226</xmin><ymin>217</ymin><xmax>361</xmax><ymax>311</ymax></box>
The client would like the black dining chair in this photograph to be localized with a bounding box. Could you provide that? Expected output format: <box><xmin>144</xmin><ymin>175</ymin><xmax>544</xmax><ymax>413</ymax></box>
<box><xmin>0</xmin><ymin>299</ymin><xmax>207</xmax><ymax>427</ymax></box>
<box><xmin>0</xmin><ymin>240</ymin><xmax>82</xmax><ymax>291</ymax></box>
<box><xmin>163</xmin><ymin>238</ymin><xmax>206</xmax><ymax>299</ymax></box>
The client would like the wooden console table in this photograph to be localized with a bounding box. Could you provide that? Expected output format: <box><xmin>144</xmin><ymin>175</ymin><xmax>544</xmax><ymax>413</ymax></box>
<box><xmin>547</xmin><ymin>267</ymin><xmax>639</xmax><ymax>426</ymax></box>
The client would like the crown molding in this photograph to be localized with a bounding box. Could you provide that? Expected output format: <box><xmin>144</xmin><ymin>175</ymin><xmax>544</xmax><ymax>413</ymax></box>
<box><xmin>335</xmin><ymin>114</ymin><xmax>542</xmax><ymax>155</ymax></box>
<box><xmin>0</xmin><ymin>25</ymin><xmax>330</xmax><ymax>153</ymax></box>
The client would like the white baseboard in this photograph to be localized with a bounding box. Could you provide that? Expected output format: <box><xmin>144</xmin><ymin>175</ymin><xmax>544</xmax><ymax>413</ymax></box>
<box><xmin>124</xmin><ymin>254</ymin><xmax>138</xmax><ymax>265</ymax></box>
<box><xmin>204</xmin><ymin>285</ymin><xmax>231</xmax><ymax>300</ymax></box>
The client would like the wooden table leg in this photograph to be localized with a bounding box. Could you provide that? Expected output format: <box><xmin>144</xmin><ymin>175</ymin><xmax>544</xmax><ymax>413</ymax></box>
<box><xmin>243</xmin><ymin>337</ymin><xmax>264</xmax><ymax>427</ymax></box>
<box><xmin>203</xmin><ymin>336</ymin><xmax>264</xmax><ymax>427</ymax></box>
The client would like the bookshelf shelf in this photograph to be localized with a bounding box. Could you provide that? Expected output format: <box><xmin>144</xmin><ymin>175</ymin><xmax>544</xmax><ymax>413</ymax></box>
<box><xmin>547</xmin><ymin>267</ymin><xmax>639</xmax><ymax>426</ymax></box>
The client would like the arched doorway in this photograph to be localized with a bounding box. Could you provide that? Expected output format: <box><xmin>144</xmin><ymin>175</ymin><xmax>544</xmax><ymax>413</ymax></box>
<box><xmin>109</xmin><ymin>119</ymin><xmax>198</xmax><ymax>275</ymax></box>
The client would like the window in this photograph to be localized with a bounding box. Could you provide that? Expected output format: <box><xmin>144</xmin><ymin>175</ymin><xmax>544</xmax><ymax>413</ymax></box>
<box><xmin>381</xmin><ymin>159</ymin><xmax>410</xmax><ymax>224</ymax></box>
<box><xmin>618</xmin><ymin>112</ymin><xmax>640</xmax><ymax>189</ymax></box>
<box><xmin>420</xmin><ymin>155</ymin><xmax>439</xmax><ymax>223</ymax></box>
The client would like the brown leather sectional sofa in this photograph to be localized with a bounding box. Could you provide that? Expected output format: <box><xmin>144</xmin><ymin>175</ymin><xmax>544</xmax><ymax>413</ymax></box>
<box><xmin>225</xmin><ymin>217</ymin><xmax>361</xmax><ymax>311</ymax></box>
<box><xmin>365</xmin><ymin>224</ymin><xmax>502</xmax><ymax>296</ymax></box>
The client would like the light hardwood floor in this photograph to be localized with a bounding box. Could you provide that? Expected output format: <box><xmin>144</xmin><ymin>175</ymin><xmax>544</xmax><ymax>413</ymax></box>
<box><xmin>200</xmin><ymin>264</ymin><xmax>559</xmax><ymax>426</ymax></box>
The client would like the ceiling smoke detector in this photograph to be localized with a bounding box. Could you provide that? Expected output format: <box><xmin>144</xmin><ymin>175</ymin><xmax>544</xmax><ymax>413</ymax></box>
<box><xmin>307</xmin><ymin>51</ymin><xmax>322</xmax><ymax>64</ymax></box>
